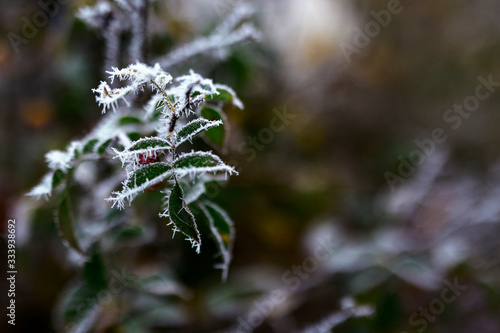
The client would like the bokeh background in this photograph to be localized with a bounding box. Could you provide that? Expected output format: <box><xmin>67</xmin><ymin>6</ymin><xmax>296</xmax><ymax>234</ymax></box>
<box><xmin>1</xmin><ymin>0</ymin><xmax>500</xmax><ymax>332</ymax></box>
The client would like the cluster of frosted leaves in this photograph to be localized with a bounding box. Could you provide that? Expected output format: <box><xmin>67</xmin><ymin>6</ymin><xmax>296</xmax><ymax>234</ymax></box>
<box><xmin>93</xmin><ymin>62</ymin><xmax>173</xmax><ymax>113</ymax></box>
<box><xmin>91</xmin><ymin>63</ymin><xmax>239</xmax><ymax>275</ymax></box>
<box><xmin>28</xmin><ymin>61</ymin><xmax>242</xmax><ymax>279</ymax></box>
<box><xmin>107</xmin><ymin>147</ymin><xmax>237</xmax><ymax>257</ymax></box>
<box><xmin>25</xmin><ymin>109</ymin><xmax>148</xmax><ymax>201</ymax></box>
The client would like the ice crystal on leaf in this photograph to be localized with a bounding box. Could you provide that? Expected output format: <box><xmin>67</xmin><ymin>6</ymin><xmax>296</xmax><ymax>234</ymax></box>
<box><xmin>26</xmin><ymin>173</ymin><xmax>53</xmax><ymax>200</ymax></box>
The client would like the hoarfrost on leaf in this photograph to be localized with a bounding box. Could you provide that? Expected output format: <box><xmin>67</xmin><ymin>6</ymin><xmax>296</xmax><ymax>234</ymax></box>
<box><xmin>26</xmin><ymin>173</ymin><xmax>53</xmax><ymax>200</ymax></box>
<box><xmin>46</xmin><ymin>150</ymin><xmax>74</xmax><ymax>172</ymax></box>
<box><xmin>173</xmin><ymin>151</ymin><xmax>238</xmax><ymax>178</ymax></box>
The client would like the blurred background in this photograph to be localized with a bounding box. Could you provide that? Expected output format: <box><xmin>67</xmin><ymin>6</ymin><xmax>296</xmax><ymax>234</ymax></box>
<box><xmin>1</xmin><ymin>0</ymin><xmax>500</xmax><ymax>332</ymax></box>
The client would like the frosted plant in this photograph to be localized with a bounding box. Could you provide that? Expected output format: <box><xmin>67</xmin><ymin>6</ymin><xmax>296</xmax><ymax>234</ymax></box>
<box><xmin>26</xmin><ymin>2</ymin><xmax>258</xmax><ymax>331</ymax></box>
<box><xmin>28</xmin><ymin>61</ymin><xmax>242</xmax><ymax>272</ymax></box>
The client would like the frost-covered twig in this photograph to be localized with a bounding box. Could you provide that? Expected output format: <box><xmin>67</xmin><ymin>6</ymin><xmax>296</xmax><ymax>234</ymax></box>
<box><xmin>157</xmin><ymin>4</ymin><xmax>260</xmax><ymax>68</ymax></box>
<box><xmin>77</xmin><ymin>1</ymin><xmax>128</xmax><ymax>71</ymax></box>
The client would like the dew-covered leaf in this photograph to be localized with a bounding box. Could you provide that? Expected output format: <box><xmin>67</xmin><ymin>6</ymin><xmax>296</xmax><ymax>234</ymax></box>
<box><xmin>176</xmin><ymin>118</ymin><xmax>223</xmax><ymax>145</ymax></box>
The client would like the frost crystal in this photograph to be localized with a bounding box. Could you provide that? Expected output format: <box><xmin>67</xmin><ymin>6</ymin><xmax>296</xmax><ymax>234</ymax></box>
<box><xmin>76</xmin><ymin>2</ymin><xmax>114</xmax><ymax>30</ymax></box>
<box><xmin>46</xmin><ymin>150</ymin><xmax>73</xmax><ymax>172</ymax></box>
<box><xmin>167</xmin><ymin>70</ymin><xmax>218</xmax><ymax>116</ymax></box>
<box><xmin>92</xmin><ymin>63</ymin><xmax>173</xmax><ymax>114</ymax></box>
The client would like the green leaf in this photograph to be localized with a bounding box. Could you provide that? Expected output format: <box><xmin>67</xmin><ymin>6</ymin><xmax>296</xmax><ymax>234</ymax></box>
<box><xmin>128</xmin><ymin>137</ymin><xmax>171</xmax><ymax>151</ymax></box>
<box><xmin>213</xmin><ymin>89</ymin><xmax>232</xmax><ymax>101</ymax></box>
<box><xmin>208</xmin><ymin>86</ymin><xmax>243</xmax><ymax>109</ymax></box>
<box><xmin>113</xmin><ymin>223</ymin><xmax>153</xmax><ymax>247</ymax></box>
<box><xmin>83</xmin><ymin>252</ymin><xmax>108</xmax><ymax>291</ymax></box>
<box><xmin>57</xmin><ymin>282</ymin><xmax>101</xmax><ymax>333</ymax></box>
<box><xmin>56</xmin><ymin>196</ymin><xmax>83</xmax><ymax>255</ymax></box>
<box><xmin>115</xmin><ymin>225</ymin><xmax>145</xmax><ymax>241</ymax></box>
<box><xmin>179</xmin><ymin>178</ymin><xmax>206</xmax><ymax>204</ymax></box>
<box><xmin>176</xmin><ymin>118</ymin><xmax>222</xmax><ymax>145</ymax></box>
<box><xmin>128</xmin><ymin>132</ymin><xmax>141</xmax><ymax>141</ymax></box>
<box><xmin>52</xmin><ymin>169</ymin><xmax>65</xmax><ymax>190</ymax></box>
<box><xmin>73</xmin><ymin>148</ymin><xmax>81</xmax><ymax>159</ymax></box>
<box><xmin>173</xmin><ymin>152</ymin><xmax>236</xmax><ymax>177</ymax></box>
<box><xmin>135</xmin><ymin>273</ymin><xmax>189</xmax><ymax>297</ymax></box>
<box><xmin>200</xmin><ymin>201</ymin><xmax>235</xmax><ymax>281</ymax></box>
<box><xmin>126</xmin><ymin>163</ymin><xmax>172</xmax><ymax>188</ymax></box>
<box><xmin>200</xmin><ymin>107</ymin><xmax>228</xmax><ymax>151</ymax></box>
<box><xmin>97</xmin><ymin>139</ymin><xmax>112</xmax><ymax>155</ymax></box>
<box><xmin>82</xmin><ymin>139</ymin><xmax>98</xmax><ymax>154</ymax></box>
<box><xmin>118</xmin><ymin>116</ymin><xmax>141</xmax><ymax>126</ymax></box>
<box><xmin>107</xmin><ymin>163</ymin><xmax>174</xmax><ymax>209</ymax></box>
<box><xmin>165</xmin><ymin>179</ymin><xmax>201</xmax><ymax>246</ymax></box>
<box><xmin>174</xmin><ymin>152</ymin><xmax>220</xmax><ymax>169</ymax></box>
<box><xmin>204</xmin><ymin>203</ymin><xmax>233</xmax><ymax>249</ymax></box>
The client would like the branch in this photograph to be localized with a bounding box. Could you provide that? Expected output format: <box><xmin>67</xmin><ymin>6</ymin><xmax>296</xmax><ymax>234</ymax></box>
<box><xmin>157</xmin><ymin>5</ymin><xmax>260</xmax><ymax>68</ymax></box>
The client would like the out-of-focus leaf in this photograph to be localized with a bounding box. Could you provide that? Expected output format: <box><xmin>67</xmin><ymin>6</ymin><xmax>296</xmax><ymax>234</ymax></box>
<box><xmin>200</xmin><ymin>107</ymin><xmax>228</xmax><ymax>151</ymax></box>
<box><xmin>127</xmin><ymin>132</ymin><xmax>141</xmax><ymax>141</ymax></box>
<box><xmin>52</xmin><ymin>169</ymin><xmax>65</xmax><ymax>190</ymax></box>
<box><xmin>83</xmin><ymin>252</ymin><xmax>107</xmax><ymax>291</ymax></box>
<box><xmin>208</xmin><ymin>85</ymin><xmax>243</xmax><ymax>109</ymax></box>
<box><xmin>26</xmin><ymin>172</ymin><xmax>53</xmax><ymax>200</ymax></box>
<box><xmin>56</xmin><ymin>282</ymin><xmax>102</xmax><ymax>333</ymax></box>
<box><xmin>179</xmin><ymin>178</ymin><xmax>206</xmax><ymax>204</ymax></box>
<box><xmin>97</xmin><ymin>139</ymin><xmax>112</xmax><ymax>155</ymax></box>
<box><xmin>56</xmin><ymin>196</ymin><xmax>84</xmax><ymax>255</ymax></box>
<box><xmin>82</xmin><ymin>139</ymin><xmax>98</xmax><ymax>154</ymax></box>
<box><xmin>200</xmin><ymin>201</ymin><xmax>235</xmax><ymax>281</ymax></box>
<box><xmin>112</xmin><ymin>223</ymin><xmax>155</xmax><ymax>248</ymax></box>
<box><xmin>135</xmin><ymin>273</ymin><xmax>190</xmax><ymax>298</ymax></box>
<box><xmin>118</xmin><ymin>116</ymin><xmax>142</xmax><ymax>126</ymax></box>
